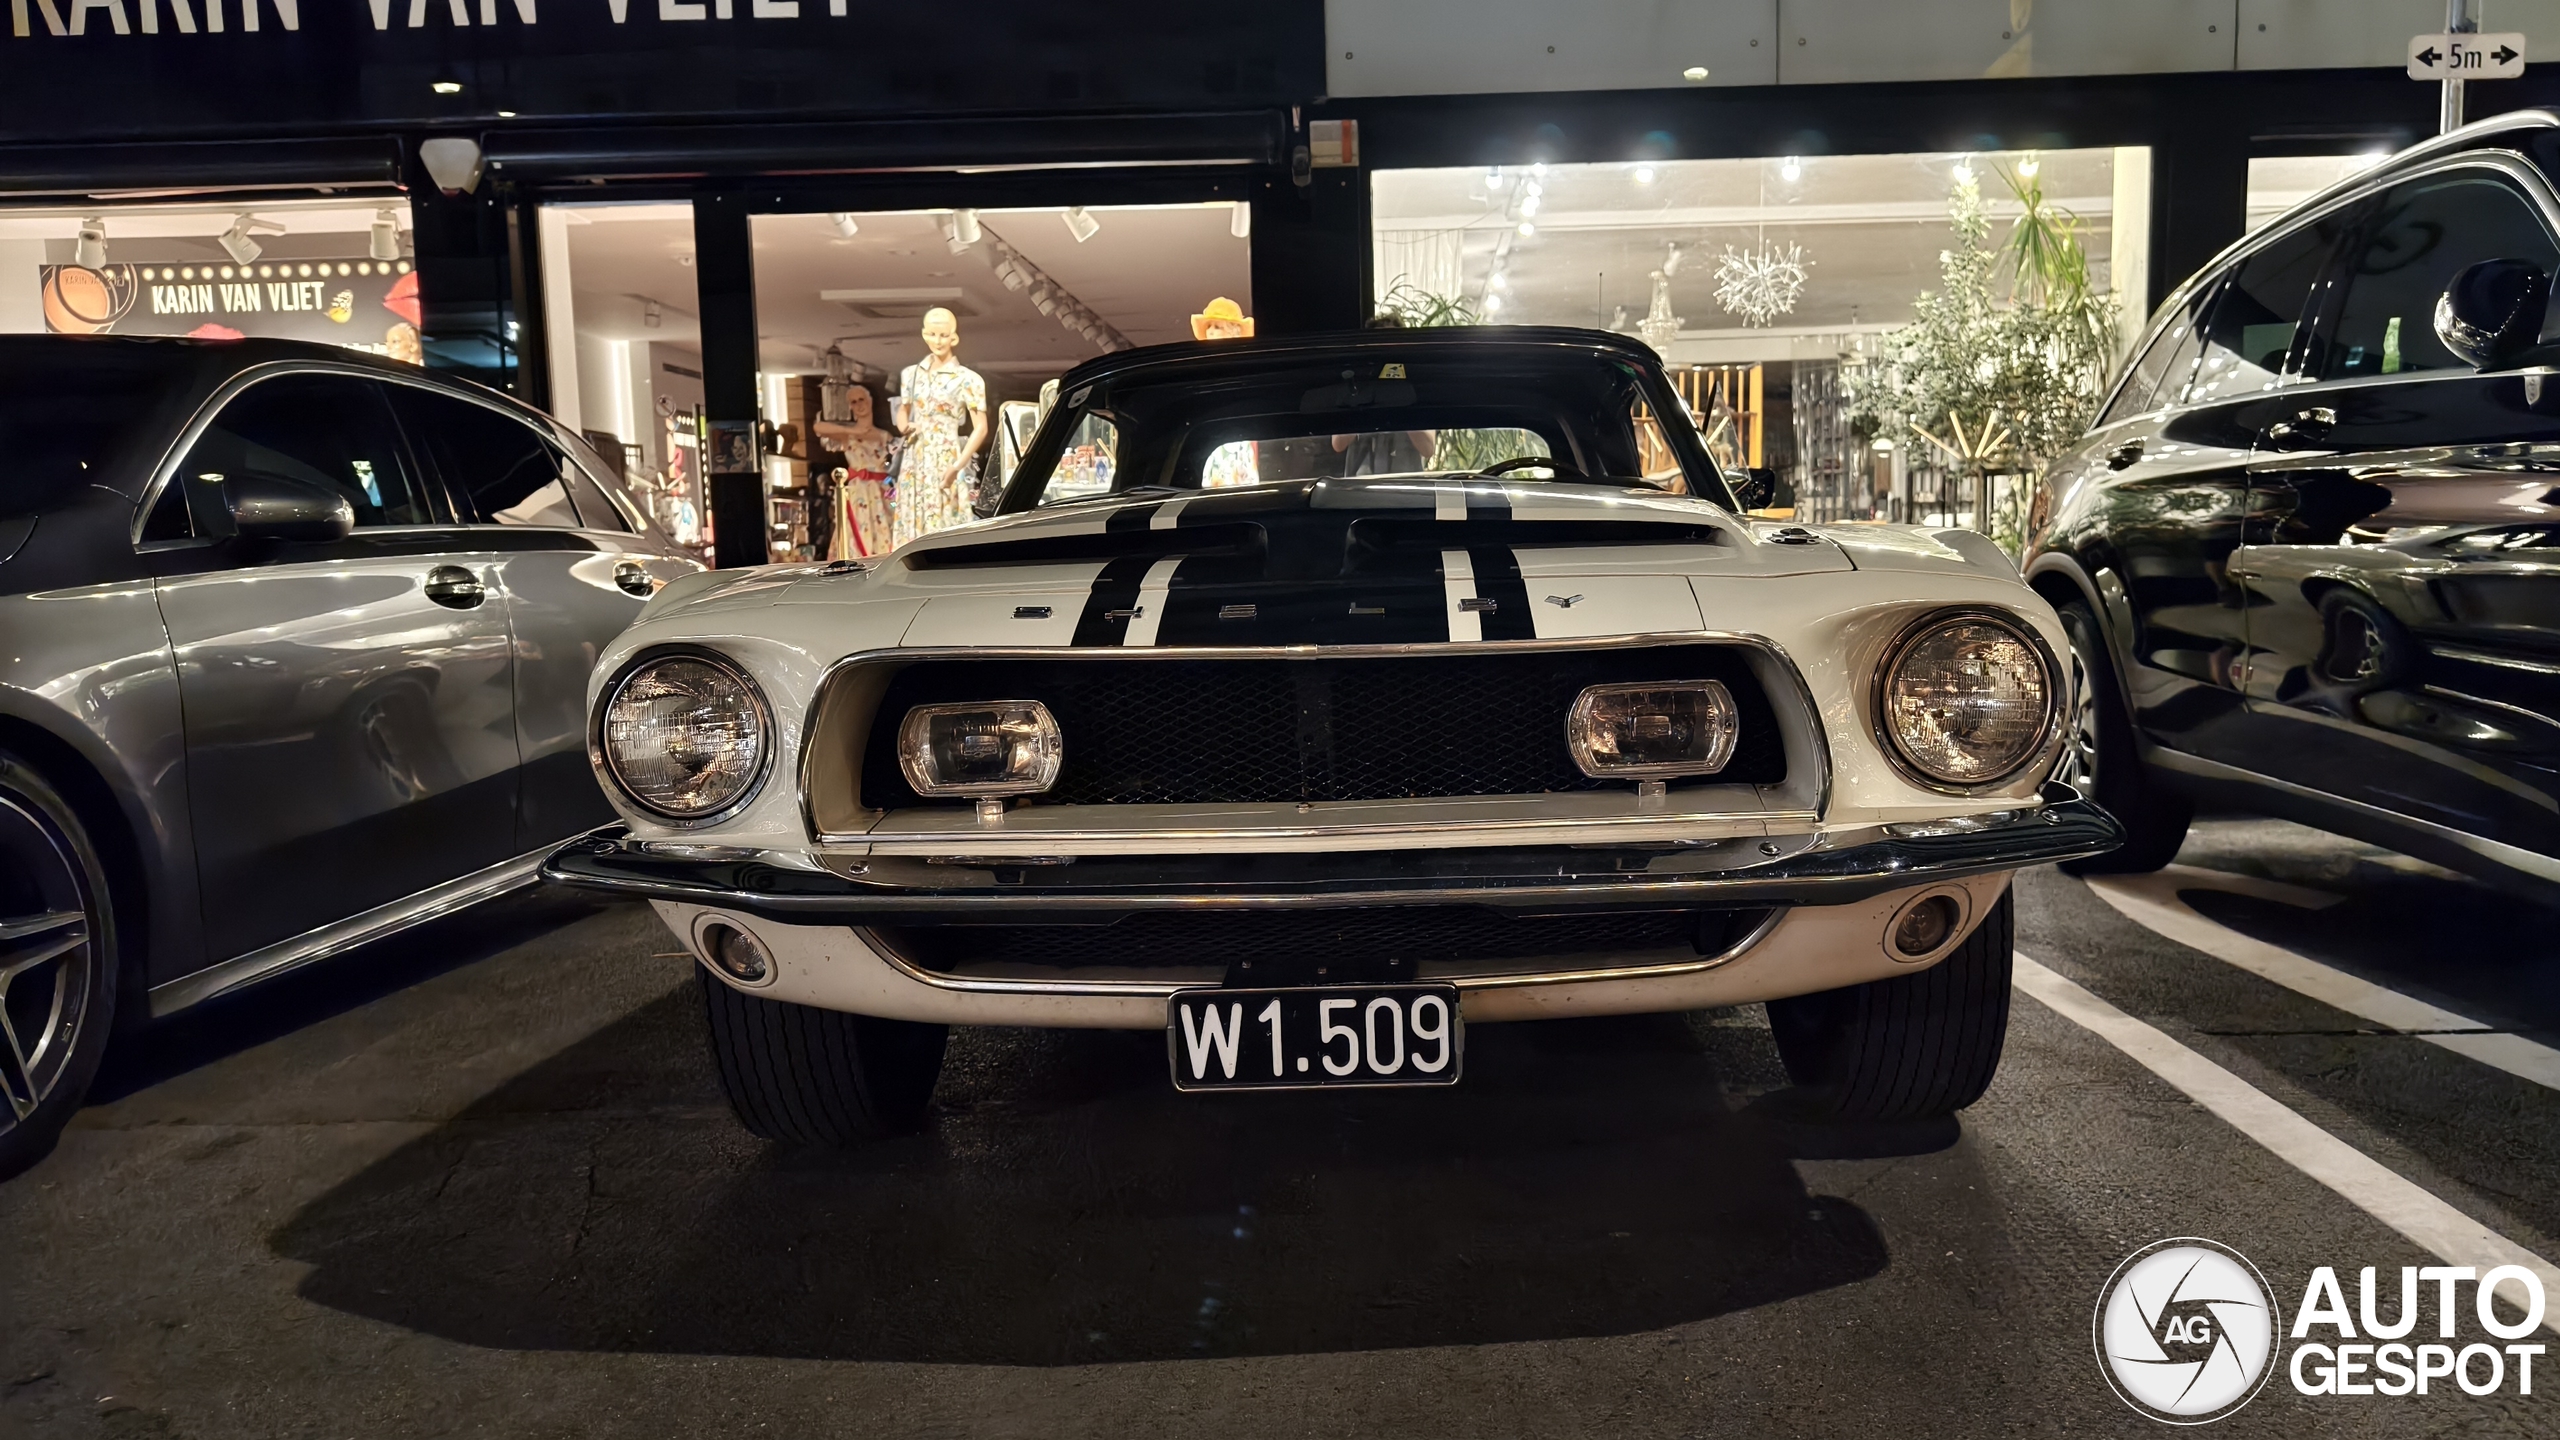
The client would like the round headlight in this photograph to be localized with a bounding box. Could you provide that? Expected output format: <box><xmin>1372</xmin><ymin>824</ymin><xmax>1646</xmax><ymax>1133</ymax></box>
<box><xmin>599</xmin><ymin>653</ymin><xmax>769</xmax><ymax>820</ymax></box>
<box><xmin>1880</xmin><ymin>614</ymin><xmax>2055</xmax><ymax>787</ymax></box>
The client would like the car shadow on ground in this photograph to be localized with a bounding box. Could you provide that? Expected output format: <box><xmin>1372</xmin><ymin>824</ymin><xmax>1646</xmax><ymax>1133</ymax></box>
<box><xmin>90</xmin><ymin>887</ymin><xmax>612</xmax><ymax>1104</ymax></box>
<box><xmin>273</xmin><ymin>993</ymin><xmax>1902</xmax><ymax>1364</ymax></box>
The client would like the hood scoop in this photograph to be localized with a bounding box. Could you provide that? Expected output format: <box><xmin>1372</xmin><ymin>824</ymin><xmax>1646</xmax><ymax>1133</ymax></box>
<box><xmin>904</xmin><ymin>522</ymin><xmax>1266</xmax><ymax>571</ymax></box>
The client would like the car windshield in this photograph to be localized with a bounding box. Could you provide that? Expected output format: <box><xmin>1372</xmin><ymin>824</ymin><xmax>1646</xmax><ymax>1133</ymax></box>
<box><xmin>1004</xmin><ymin>339</ymin><xmax>1731</xmax><ymax>510</ymax></box>
<box><xmin>0</xmin><ymin>342</ymin><xmax>194</xmax><ymax>518</ymax></box>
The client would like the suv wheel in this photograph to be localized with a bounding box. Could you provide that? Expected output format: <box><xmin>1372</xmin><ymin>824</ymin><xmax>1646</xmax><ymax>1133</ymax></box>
<box><xmin>0</xmin><ymin>752</ymin><xmax>119</xmax><ymax>1180</ymax></box>
<box><xmin>698</xmin><ymin>969</ymin><xmax>947</xmax><ymax>1145</ymax></box>
<box><xmin>1765</xmin><ymin>889</ymin><xmax>2013</xmax><ymax>1122</ymax></box>
<box><xmin>2054</xmin><ymin>598</ymin><xmax>2192</xmax><ymax>874</ymax></box>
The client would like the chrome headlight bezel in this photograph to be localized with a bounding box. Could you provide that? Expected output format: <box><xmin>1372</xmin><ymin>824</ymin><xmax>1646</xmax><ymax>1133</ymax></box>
<box><xmin>590</xmin><ymin>646</ymin><xmax>775</xmax><ymax>826</ymax></box>
<box><xmin>1872</xmin><ymin>608</ymin><xmax>2063</xmax><ymax>794</ymax></box>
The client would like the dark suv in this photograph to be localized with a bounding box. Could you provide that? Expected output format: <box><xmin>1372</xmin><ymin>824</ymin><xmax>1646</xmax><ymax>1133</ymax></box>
<box><xmin>0</xmin><ymin>336</ymin><xmax>696</xmax><ymax>1176</ymax></box>
<box><xmin>2027</xmin><ymin>110</ymin><xmax>2560</xmax><ymax>898</ymax></box>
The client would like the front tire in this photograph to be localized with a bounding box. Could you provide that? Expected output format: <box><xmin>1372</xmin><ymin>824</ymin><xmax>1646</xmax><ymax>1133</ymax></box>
<box><xmin>2053</xmin><ymin>597</ymin><xmax>2191</xmax><ymax>874</ymax></box>
<box><xmin>1766</xmin><ymin>889</ymin><xmax>2014</xmax><ymax>1122</ymax></box>
<box><xmin>0</xmin><ymin>752</ymin><xmax>119</xmax><ymax>1181</ymax></box>
<box><xmin>698</xmin><ymin>969</ymin><xmax>947</xmax><ymax>1145</ymax></box>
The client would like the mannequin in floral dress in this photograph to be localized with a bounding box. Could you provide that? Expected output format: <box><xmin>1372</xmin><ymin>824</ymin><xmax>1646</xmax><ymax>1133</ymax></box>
<box><xmin>814</xmin><ymin>380</ymin><xmax>894</xmax><ymax>557</ymax></box>
<box><xmin>891</xmin><ymin>307</ymin><xmax>988</xmax><ymax>547</ymax></box>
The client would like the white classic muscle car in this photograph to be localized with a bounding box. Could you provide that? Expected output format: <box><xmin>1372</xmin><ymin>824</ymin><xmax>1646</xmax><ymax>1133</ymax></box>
<box><xmin>545</xmin><ymin>328</ymin><xmax>2120</xmax><ymax>1142</ymax></box>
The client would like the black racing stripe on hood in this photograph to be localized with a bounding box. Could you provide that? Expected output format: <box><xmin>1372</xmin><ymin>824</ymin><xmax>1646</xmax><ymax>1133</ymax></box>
<box><xmin>1465</xmin><ymin>484</ymin><xmax>1514</xmax><ymax>521</ymax></box>
<box><xmin>1104</xmin><ymin>501</ymin><xmax>1162</xmax><ymax>532</ymax></box>
<box><xmin>1071</xmin><ymin>554</ymin><xmax>1154</xmax><ymax>646</ymax></box>
<box><xmin>1151</xmin><ymin>549</ymin><xmax>1452</xmax><ymax>647</ymax></box>
<box><xmin>1466</xmin><ymin>546</ymin><xmax>1537</xmax><ymax>640</ymax></box>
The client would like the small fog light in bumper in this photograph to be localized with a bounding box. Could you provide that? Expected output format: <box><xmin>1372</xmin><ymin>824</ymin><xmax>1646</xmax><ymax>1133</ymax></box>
<box><xmin>1885</xmin><ymin>890</ymin><xmax>1970</xmax><ymax>963</ymax></box>
<box><xmin>898</xmin><ymin>700</ymin><xmax>1064</xmax><ymax>797</ymax></box>
<box><xmin>701</xmin><ymin>923</ymin><xmax>774</xmax><ymax>986</ymax></box>
<box><xmin>1566</xmin><ymin>680</ymin><xmax>1739</xmax><ymax>780</ymax></box>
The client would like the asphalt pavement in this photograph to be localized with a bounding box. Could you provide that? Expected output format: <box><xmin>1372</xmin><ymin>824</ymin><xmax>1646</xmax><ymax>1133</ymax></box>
<box><xmin>3</xmin><ymin>816</ymin><xmax>2556</xmax><ymax>1437</ymax></box>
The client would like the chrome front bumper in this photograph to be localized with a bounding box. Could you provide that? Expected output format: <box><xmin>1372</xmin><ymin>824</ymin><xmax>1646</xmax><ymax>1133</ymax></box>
<box><xmin>543</xmin><ymin>784</ymin><xmax>2121</xmax><ymax>923</ymax></box>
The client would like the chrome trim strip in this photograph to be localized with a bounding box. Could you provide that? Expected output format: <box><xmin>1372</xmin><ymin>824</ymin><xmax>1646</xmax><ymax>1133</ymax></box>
<box><xmin>852</xmin><ymin>806</ymin><xmax>1817</xmax><ymax>849</ymax></box>
<box><xmin>793</xmin><ymin>631</ymin><xmax>1835</xmax><ymax>846</ymax></box>
<box><xmin>2146</xmin><ymin>747</ymin><xmax>2560</xmax><ymax>885</ymax></box>
<box><xmin>848</xmin><ymin>905</ymin><xmax>1794</xmax><ymax>1001</ymax></box>
<box><xmin>147</xmin><ymin>838</ymin><xmax>557</xmax><ymax>1016</ymax></box>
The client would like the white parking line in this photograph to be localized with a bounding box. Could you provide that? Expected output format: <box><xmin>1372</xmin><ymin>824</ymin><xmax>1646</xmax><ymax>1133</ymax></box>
<box><xmin>2086</xmin><ymin>866</ymin><xmax>2560</xmax><ymax>1092</ymax></box>
<box><xmin>2012</xmin><ymin>951</ymin><xmax>2560</xmax><ymax>1334</ymax></box>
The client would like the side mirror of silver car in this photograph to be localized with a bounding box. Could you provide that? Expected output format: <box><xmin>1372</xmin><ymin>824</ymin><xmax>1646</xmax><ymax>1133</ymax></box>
<box><xmin>225</xmin><ymin>472</ymin><xmax>354</xmax><ymax>543</ymax></box>
<box><xmin>2434</xmin><ymin>258</ymin><xmax>2551</xmax><ymax>368</ymax></box>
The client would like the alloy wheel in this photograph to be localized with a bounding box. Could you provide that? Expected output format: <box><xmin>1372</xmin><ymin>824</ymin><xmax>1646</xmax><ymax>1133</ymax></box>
<box><xmin>0</xmin><ymin>792</ymin><xmax>98</xmax><ymax>1131</ymax></box>
<box><xmin>2056</xmin><ymin>633</ymin><xmax>2101</xmax><ymax>792</ymax></box>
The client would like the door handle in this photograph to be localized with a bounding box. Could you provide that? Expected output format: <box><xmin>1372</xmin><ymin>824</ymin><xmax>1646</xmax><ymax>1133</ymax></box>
<box><xmin>2106</xmin><ymin>439</ymin><xmax>2145</xmax><ymax>470</ymax></box>
<box><xmin>423</xmin><ymin>565</ymin><xmax>487</xmax><ymax>609</ymax></box>
<box><xmin>2263</xmin><ymin>406</ymin><xmax>2337</xmax><ymax>447</ymax></box>
<box><xmin>613</xmin><ymin>559</ymin><xmax>657</xmax><ymax>597</ymax></box>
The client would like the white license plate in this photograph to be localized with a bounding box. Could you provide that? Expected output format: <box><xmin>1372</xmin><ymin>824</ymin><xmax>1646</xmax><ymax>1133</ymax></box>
<box><xmin>1167</xmin><ymin>984</ymin><xmax>1464</xmax><ymax>1091</ymax></box>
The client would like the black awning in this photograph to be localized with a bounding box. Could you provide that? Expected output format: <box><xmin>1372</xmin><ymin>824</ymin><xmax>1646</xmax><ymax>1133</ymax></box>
<box><xmin>479</xmin><ymin>111</ymin><xmax>1287</xmax><ymax>183</ymax></box>
<box><xmin>0</xmin><ymin>136</ymin><xmax>405</xmax><ymax>200</ymax></box>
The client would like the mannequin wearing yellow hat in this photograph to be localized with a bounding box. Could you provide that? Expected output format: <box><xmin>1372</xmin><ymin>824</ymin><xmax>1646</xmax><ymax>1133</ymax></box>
<box><xmin>1194</xmin><ymin>297</ymin><xmax>1259</xmax><ymax>486</ymax></box>
<box><xmin>1192</xmin><ymin>296</ymin><xmax>1255</xmax><ymax>341</ymax></box>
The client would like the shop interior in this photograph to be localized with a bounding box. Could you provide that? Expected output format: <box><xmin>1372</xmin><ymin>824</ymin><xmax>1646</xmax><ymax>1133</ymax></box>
<box><xmin>541</xmin><ymin>200</ymin><xmax>1252</xmax><ymax>564</ymax></box>
<box><xmin>0</xmin><ymin>196</ymin><xmax>419</xmax><ymax>355</ymax></box>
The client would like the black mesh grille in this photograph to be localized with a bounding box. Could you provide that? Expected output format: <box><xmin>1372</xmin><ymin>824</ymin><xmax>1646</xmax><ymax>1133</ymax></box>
<box><xmin>860</xmin><ymin>645</ymin><xmax>1786</xmax><ymax>807</ymax></box>
<box><xmin>871</xmin><ymin>906</ymin><xmax>1771</xmax><ymax>973</ymax></box>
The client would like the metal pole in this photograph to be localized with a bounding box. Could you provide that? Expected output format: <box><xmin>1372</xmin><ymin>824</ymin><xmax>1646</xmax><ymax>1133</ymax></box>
<box><xmin>2444</xmin><ymin>0</ymin><xmax>2476</xmax><ymax>135</ymax></box>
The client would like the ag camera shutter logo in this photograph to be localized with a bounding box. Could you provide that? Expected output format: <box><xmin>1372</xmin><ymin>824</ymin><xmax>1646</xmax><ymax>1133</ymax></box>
<box><xmin>2094</xmin><ymin>1238</ymin><xmax>2281</xmax><ymax>1423</ymax></box>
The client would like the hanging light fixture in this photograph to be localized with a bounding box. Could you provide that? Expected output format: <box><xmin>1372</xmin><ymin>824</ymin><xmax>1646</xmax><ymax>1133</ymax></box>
<box><xmin>819</xmin><ymin>343</ymin><xmax>853</xmax><ymax>424</ymax></box>
<box><xmin>1061</xmin><ymin>207</ymin><xmax>1100</xmax><ymax>243</ymax></box>
<box><xmin>946</xmin><ymin>207</ymin><xmax>982</xmax><ymax>252</ymax></box>
<box><xmin>369</xmin><ymin>208</ymin><xmax>401</xmax><ymax>263</ymax></box>
<box><xmin>219</xmin><ymin>215</ymin><xmax>286</xmax><ymax>267</ymax></box>
<box><xmin>74</xmin><ymin>216</ymin><xmax>107</xmax><ymax>269</ymax></box>
<box><xmin>1711</xmin><ymin>165</ymin><xmax>1812</xmax><ymax>328</ymax></box>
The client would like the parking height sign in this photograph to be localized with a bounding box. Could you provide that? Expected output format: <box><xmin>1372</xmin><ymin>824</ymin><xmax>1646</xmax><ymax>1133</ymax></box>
<box><xmin>2409</xmin><ymin>32</ymin><xmax>2526</xmax><ymax>81</ymax></box>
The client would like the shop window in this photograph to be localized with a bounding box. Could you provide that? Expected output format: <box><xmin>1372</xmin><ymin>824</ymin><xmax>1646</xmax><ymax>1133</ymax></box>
<box><xmin>1050</xmin><ymin>413</ymin><xmax>1121</xmax><ymax>499</ymax></box>
<box><xmin>177</xmin><ymin>376</ymin><xmax>432</xmax><ymax>529</ymax></box>
<box><xmin>2318</xmin><ymin>173</ymin><xmax>2560</xmax><ymax>381</ymax></box>
<box><xmin>3</xmin><ymin>197</ymin><xmax>418</xmax><ymax>357</ymax></box>
<box><xmin>2103</xmin><ymin>285</ymin><xmax>2216</xmax><ymax>423</ymax></box>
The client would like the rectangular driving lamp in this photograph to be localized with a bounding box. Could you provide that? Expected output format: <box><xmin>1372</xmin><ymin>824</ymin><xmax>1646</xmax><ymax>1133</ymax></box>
<box><xmin>897</xmin><ymin>701</ymin><xmax>1064</xmax><ymax>797</ymax></box>
<box><xmin>1566</xmin><ymin>681</ymin><xmax>1739</xmax><ymax>780</ymax></box>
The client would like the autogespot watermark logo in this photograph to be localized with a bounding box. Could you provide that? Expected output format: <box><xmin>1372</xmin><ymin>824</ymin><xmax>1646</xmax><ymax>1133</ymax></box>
<box><xmin>2096</xmin><ymin>1238</ymin><xmax>2550</xmax><ymax>1423</ymax></box>
<box><xmin>2095</xmin><ymin>1238</ymin><xmax>2281</xmax><ymax>1424</ymax></box>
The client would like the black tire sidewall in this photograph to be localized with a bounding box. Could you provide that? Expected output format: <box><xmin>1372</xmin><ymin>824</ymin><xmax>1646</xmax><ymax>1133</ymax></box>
<box><xmin>2056</xmin><ymin>598</ymin><xmax>2191</xmax><ymax>875</ymax></box>
<box><xmin>0</xmin><ymin>752</ymin><xmax>119</xmax><ymax>1181</ymax></box>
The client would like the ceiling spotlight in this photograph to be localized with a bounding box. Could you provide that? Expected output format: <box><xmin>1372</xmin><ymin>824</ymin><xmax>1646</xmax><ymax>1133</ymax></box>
<box><xmin>1488</xmin><ymin>270</ymin><xmax>1508</xmax><ymax>292</ymax></box>
<box><xmin>997</xmin><ymin>261</ymin><xmax>1029</xmax><ymax>292</ymax></box>
<box><xmin>1531</xmin><ymin>162</ymin><xmax>1547</xmax><ymax>177</ymax></box>
<box><xmin>1633</xmin><ymin>164</ymin><xmax>1656</xmax><ymax>184</ymax></box>
<box><xmin>1781</xmin><ymin>155</ymin><xmax>1802</xmax><ymax>182</ymax></box>
<box><xmin>1486</xmin><ymin>166</ymin><xmax>1507</xmax><ymax>191</ymax></box>
<box><xmin>1483</xmin><ymin>293</ymin><xmax>1504</xmax><ymax>315</ymax></box>
<box><xmin>1030</xmin><ymin>285</ymin><xmax>1057</xmax><ymax>315</ymax></box>
<box><xmin>431</xmin><ymin>80</ymin><xmax>463</xmax><ymax>95</ymax></box>
<box><xmin>1062</xmin><ymin>206</ymin><xmax>1100</xmax><ymax>243</ymax></box>
<box><xmin>74</xmin><ymin>216</ymin><xmax>106</xmax><ymax>270</ymax></box>
<box><xmin>829</xmin><ymin>212</ymin><xmax>859</xmax><ymax>239</ymax></box>
<box><xmin>1517</xmin><ymin>220</ymin><xmax>1536</xmax><ymax>237</ymax></box>
<box><xmin>1682</xmin><ymin>65</ymin><xmax>1709</xmax><ymax>82</ymax></box>
<box><xmin>369</xmin><ymin>208</ymin><xmax>401</xmax><ymax>262</ymax></box>
<box><xmin>947</xmin><ymin>207</ymin><xmax>982</xmax><ymax>252</ymax></box>
<box><xmin>2017</xmin><ymin>155</ymin><xmax>2040</xmax><ymax>179</ymax></box>
<box><xmin>1662</xmin><ymin>243</ymin><xmax>1683</xmax><ymax>277</ymax></box>
<box><xmin>1519</xmin><ymin>193</ymin><xmax>1541</xmax><ymax>218</ymax></box>
<box><xmin>1952</xmin><ymin>159</ymin><xmax>1975</xmax><ymax>185</ymax></box>
<box><xmin>643</xmin><ymin>299</ymin><xmax>662</xmax><ymax>329</ymax></box>
<box><xmin>1230</xmin><ymin>202</ymin><xmax>1251</xmax><ymax>239</ymax></box>
<box><xmin>219</xmin><ymin>214</ymin><xmax>285</xmax><ymax>266</ymax></box>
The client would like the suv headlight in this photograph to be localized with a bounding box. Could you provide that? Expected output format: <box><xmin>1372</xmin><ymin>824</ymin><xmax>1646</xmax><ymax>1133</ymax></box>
<box><xmin>596</xmin><ymin>652</ymin><xmax>771</xmax><ymax>820</ymax></box>
<box><xmin>1566</xmin><ymin>680</ymin><xmax>1739</xmax><ymax>779</ymax></box>
<box><xmin>898</xmin><ymin>701</ymin><xmax>1063</xmax><ymax>797</ymax></box>
<box><xmin>1878</xmin><ymin>612</ymin><xmax>2056</xmax><ymax>787</ymax></box>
